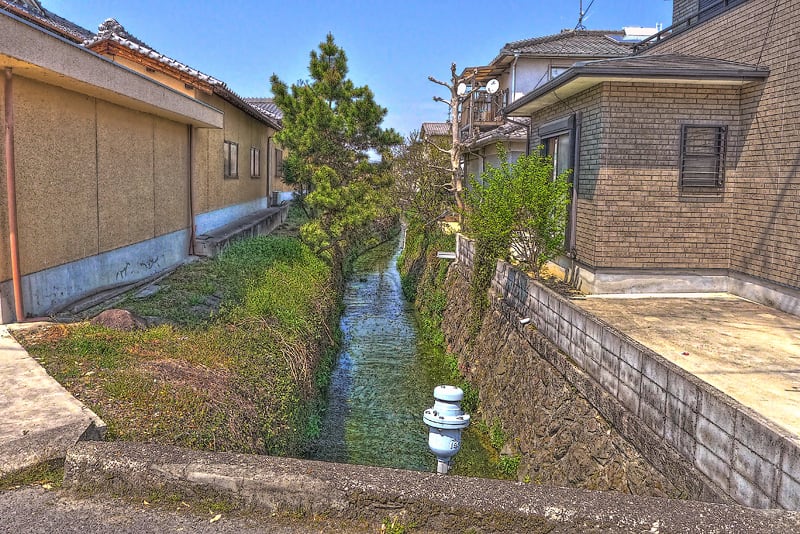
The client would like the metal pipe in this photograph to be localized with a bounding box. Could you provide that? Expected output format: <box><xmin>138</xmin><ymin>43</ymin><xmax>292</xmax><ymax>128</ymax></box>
<box><xmin>266</xmin><ymin>135</ymin><xmax>272</xmax><ymax>205</ymax></box>
<box><xmin>4</xmin><ymin>68</ymin><xmax>24</xmax><ymax>321</ymax></box>
<box><xmin>511</xmin><ymin>52</ymin><xmax>520</xmax><ymax>102</ymax></box>
<box><xmin>187</xmin><ymin>125</ymin><xmax>196</xmax><ymax>255</ymax></box>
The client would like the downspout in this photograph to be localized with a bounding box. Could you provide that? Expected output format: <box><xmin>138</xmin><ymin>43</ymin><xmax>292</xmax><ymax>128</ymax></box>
<box><xmin>188</xmin><ymin>125</ymin><xmax>196</xmax><ymax>255</ymax></box>
<box><xmin>510</xmin><ymin>52</ymin><xmax>520</xmax><ymax>102</ymax></box>
<box><xmin>266</xmin><ymin>135</ymin><xmax>272</xmax><ymax>205</ymax></box>
<box><xmin>4</xmin><ymin>68</ymin><xmax>24</xmax><ymax>321</ymax></box>
<box><xmin>568</xmin><ymin>112</ymin><xmax>582</xmax><ymax>255</ymax></box>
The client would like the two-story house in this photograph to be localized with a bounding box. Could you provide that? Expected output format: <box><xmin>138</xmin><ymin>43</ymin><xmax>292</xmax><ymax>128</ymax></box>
<box><xmin>459</xmin><ymin>28</ymin><xmax>654</xmax><ymax>181</ymax></box>
<box><xmin>505</xmin><ymin>0</ymin><xmax>798</xmax><ymax>321</ymax></box>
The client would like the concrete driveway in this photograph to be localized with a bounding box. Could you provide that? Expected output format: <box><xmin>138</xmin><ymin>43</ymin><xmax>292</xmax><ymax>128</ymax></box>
<box><xmin>575</xmin><ymin>294</ymin><xmax>800</xmax><ymax>438</ymax></box>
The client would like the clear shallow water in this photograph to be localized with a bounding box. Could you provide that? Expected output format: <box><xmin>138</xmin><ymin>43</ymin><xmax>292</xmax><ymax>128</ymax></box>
<box><xmin>310</xmin><ymin>234</ymin><xmax>489</xmax><ymax>473</ymax></box>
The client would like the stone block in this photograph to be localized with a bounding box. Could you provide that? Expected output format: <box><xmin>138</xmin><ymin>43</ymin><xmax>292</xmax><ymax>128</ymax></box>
<box><xmin>733</xmin><ymin>441</ymin><xmax>779</xmax><ymax>497</ymax></box>
<box><xmin>781</xmin><ymin>438</ymin><xmax>800</xmax><ymax>484</ymax></box>
<box><xmin>730</xmin><ymin>470</ymin><xmax>772</xmax><ymax>509</ymax></box>
<box><xmin>696</xmin><ymin>415</ymin><xmax>733</xmax><ymax>461</ymax></box>
<box><xmin>641</xmin><ymin>376</ymin><xmax>667</xmax><ymax>411</ymax></box>
<box><xmin>601</xmin><ymin>328</ymin><xmax>622</xmax><ymax>355</ymax></box>
<box><xmin>698</xmin><ymin>390</ymin><xmax>736</xmax><ymax>435</ymax></box>
<box><xmin>600</xmin><ymin>348</ymin><xmax>620</xmax><ymax>376</ymax></box>
<box><xmin>617</xmin><ymin>381</ymin><xmax>640</xmax><ymax>414</ymax></box>
<box><xmin>619</xmin><ymin>342</ymin><xmax>642</xmax><ymax>371</ymax></box>
<box><xmin>667</xmin><ymin>394</ymin><xmax>696</xmax><ymax>435</ymax></box>
<box><xmin>695</xmin><ymin>443</ymin><xmax>731</xmax><ymax>493</ymax></box>
<box><xmin>585</xmin><ymin>318</ymin><xmax>602</xmax><ymax>343</ymax></box>
<box><xmin>666</xmin><ymin>370</ymin><xmax>699</xmax><ymax>412</ymax></box>
<box><xmin>641</xmin><ymin>355</ymin><xmax>669</xmax><ymax>388</ymax></box>
<box><xmin>639</xmin><ymin>401</ymin><xmax>665</xmax><ymax>438</ymax></box>
<box><xmin>664</xmin><ymin>419</ymin><xmax>696</xmax><ymax>459</ymax></box>
<box><xmin>618</xmin><ymin>360</ymin><xmax>642</xmax><ymax>393</ymax></box>
<box><xmin>734</xmin><ymin>412</ymin><xmax>783</xmax><ymax>466</ymax></box>
<box><xmin>599</xmin><ymin>366</ymin><xmax>619</xmax><ymax>397</ymax></box>
<box><xmin>778</xmin><ymin>471</ymin><xmax>800</xmax><ymax>510</ymax></box>
<box><xmin>585</xmin><ymin>335</ymin><xmax>602</xmax><ymax>363</ymax></box>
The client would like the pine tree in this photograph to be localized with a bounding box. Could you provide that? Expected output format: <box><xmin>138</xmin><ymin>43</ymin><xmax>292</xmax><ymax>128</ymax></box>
<box><xmin>270</xmin><ymin>34</ymin><xmax>402</xmax><ymax>264</ymax></box>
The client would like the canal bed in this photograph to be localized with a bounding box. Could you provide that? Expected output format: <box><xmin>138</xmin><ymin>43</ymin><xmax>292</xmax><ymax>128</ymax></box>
<box><xmin>310</xmin><ymin>234</ymin><xmax>494</xmax><ymax>475</ymax></box>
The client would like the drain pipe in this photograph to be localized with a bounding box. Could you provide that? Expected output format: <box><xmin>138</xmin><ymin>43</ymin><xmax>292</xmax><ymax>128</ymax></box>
<box><xmin>510</xmin><ymin>52</ymin><xmax>520</xmax><ymax>102</ymax></box>
<box><xmin>4</xmin><ymin>68</ymin><xmax>24</xmax><ymax>321</ymax></box>
<box><xmin>187</xmin><ymin>125</ymin><xmax>196</xmax><ymax>255</ymax></box>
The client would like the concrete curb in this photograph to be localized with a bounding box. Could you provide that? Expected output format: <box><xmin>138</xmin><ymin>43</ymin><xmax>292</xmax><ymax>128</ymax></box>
<box><xmin>0</xmin><ymin>325</ymin><xmax>106</xmax><ymax>477</ymax></box>
<box><xmin>65</xmin><ymin>441</ymin><xmax>800</xmax><ymax>533</ymax></box>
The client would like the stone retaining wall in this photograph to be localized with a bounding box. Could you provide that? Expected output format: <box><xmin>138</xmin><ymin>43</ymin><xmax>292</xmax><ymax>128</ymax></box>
<box><xmin>454</xmin><ymin>233</ymin><xmax>800</xmax><ymax>510</ymax></box>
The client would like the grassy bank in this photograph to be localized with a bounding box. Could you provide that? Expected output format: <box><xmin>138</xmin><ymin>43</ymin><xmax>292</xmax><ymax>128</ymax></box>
<box><xmin>15</xmin><ymin>228</ymin><xmax>338</xmax><ymax>456</ymax></box>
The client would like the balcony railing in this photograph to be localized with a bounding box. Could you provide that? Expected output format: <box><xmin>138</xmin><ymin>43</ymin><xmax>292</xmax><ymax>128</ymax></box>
<box><xmin>459</xmin><ymin>89</ymin><xmax>508</xmax><ymax>139</ymax></box>
<box><xmin>633</xmin><ymin>0</ymin><xmax>747</xmax><ymax>53</ymax></box>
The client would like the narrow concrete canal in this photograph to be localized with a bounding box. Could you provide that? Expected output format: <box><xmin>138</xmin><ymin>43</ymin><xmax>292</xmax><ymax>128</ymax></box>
<box><xmin>310</xmin><ymin>234</ymin><xmax>491</xmax><ymax>474</ymax></box>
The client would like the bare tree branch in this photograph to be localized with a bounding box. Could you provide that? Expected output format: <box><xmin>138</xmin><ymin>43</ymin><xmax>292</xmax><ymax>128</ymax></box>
<box><xmin>427</xmin><ymin>75</ymin><xmax>452</xmax><ymax>89</ymax></box>
<box><xmin>423</xmin><ymin>137</ymin><xmax>452</xmax><ymax>155</ymax></box>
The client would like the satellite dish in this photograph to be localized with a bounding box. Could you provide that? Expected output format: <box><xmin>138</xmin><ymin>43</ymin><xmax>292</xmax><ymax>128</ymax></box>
<box><xmin>456</xmin><ymin>82</ymin><xmax>468</xmax><ymax>96</ymax></box>
<box><xmin>486</xmin><ymin>79</ymin><xmax>500</xmax><ymax>94</ymax></box>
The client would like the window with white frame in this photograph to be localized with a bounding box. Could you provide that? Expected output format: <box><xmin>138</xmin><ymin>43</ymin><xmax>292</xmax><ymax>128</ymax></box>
<box><xmin>223</xmin><ymin>140</ymin><xmax>238</xmax><ymax>178</ymax></box>
<box><xmin>250</xmin><ymin>147</ymin><xmax>261</xmax><ymax>178</ymax></box>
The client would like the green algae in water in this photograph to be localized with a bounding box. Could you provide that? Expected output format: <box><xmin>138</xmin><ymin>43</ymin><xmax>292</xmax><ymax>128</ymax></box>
<box><xmin>310</xmin><ymin>234</ymin><xmax>497</xmax><ymax>476</ymax></box>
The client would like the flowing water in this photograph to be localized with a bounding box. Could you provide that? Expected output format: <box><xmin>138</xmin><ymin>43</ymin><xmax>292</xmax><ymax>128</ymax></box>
<box><xmin>310</xmin><ymin>233</ymin><xmax>492</xmax><ymax>474</ymax></box>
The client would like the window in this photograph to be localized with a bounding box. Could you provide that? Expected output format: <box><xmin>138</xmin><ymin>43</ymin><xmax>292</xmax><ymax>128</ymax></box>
<box><xmin>223</xmin><ymin>141</ymin><xmax>238</xmax><ymax>178</ymax></box>
<box><xmin>250</xmin><ymin>147</ymin><xmax>261</xmax><ymax>178</ymax></box>
<box><xmin>539</xmin><ymin>115</ymin><xmax>574</xmax><ymax>179</ymax></box>
<box><xmin>680</xmin><ymin>125</ymin><xmax>726</xmax><ymax>187</ymax></box>
<box><xmin>274</xmin><ymin>148</ymin><xmax>284</xmax><ymax>179</ymax></box>
<box><xmin>549</xmin><ymin>66</ymin><xmax>569</xmax><ymax>80</ymax></box>
<box><xmin>539</xmin><ymin>114</ymin><xmax>579</xmax><ymax>253</ymax></box>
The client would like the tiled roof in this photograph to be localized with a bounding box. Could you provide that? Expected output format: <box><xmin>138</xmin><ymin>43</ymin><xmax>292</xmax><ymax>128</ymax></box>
<box><xmin>85</xmin><ymin>19</ymin><xmax>224</xmax><ymax>86</ymax></box>
<box><xmin>0</xmin><ymin>0</ymin><xmax>93</xmax><ymax>42</ymax></box>
<box><xmin>490</xmin><ymin>29</ymin><xmax>632</xmax><ymax>65</ymax></box>
<box><xmin>83</xmin><ymin>19</ymin><xmax>280</xmax><ymax>130</ymax></box>
<box><xmin>421</xmin><ymin>122</ymin><xmax>451</xmax><ymax>138</ymax></box>
<box><xmin>245</xmin><ymin>98</ymin><xmax>283</xmax><ymax>121</ymax></box>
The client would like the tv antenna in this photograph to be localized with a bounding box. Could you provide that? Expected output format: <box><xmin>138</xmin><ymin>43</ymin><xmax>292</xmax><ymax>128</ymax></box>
<box><xmin>576</xmin><ymin>0</ymin><xmax>596</xmax><ymax>30</ymax></box>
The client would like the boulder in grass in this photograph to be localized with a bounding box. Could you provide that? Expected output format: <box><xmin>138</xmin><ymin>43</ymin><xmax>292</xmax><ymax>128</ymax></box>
<box><xmin>90</xmin><ymin>309</ymin><xmax>147</xmax><ymax>331</ymax></box>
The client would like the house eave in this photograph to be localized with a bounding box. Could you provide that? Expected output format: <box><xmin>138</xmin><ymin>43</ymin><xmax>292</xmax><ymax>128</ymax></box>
<box><xmin>0</xmin><ymin>9</ymin><xmax>223</xmax><ymax>129</ymax></box>
<box><xmin>506</xmin><ymin>68</ymin><xmax>768</xmax><ymax>116</ymax></box>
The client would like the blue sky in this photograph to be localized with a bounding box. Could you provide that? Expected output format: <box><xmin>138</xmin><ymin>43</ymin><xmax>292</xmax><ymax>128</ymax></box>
<box><xmin>47</xmin><ymin>0</ymin><xmax>673</xmax><ymax>137</ymax></box>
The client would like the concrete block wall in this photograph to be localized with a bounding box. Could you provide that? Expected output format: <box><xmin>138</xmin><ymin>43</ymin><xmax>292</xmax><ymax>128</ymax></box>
<box><xmin>455</xmin><ymin>233</ymin><xmax>800</xmax><ymax>510</ymax></box>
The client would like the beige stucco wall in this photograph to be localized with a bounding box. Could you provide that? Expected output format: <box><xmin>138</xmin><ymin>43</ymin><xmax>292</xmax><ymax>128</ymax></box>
<box><xmin>0</xmin><ymin>75</ymin><xmax>193</xmax><ymax>281</ymax></box>
<box><xmin>193</xmin><ymin>94</ymin><xmax>272</xmax><ymax>215</ymax></box>
<box><xmin>11</xmin><ymin>76</ymin><xmax>99</xmax><ymax>277</ymax></box>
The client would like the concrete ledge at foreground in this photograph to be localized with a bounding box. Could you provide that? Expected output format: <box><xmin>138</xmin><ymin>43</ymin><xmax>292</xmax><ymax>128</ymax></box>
<box><xmin>0</xmin><ymin>326</ymin><xmax>106</xmax><ymax>477</ymax></box>
<box><xmin>64</xmin><ymin>441</ymin><xmax>800</xmax><ymax>533</ymax></box>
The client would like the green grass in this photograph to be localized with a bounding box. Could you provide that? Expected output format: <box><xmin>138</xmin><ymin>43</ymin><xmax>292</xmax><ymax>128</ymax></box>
<box><xmin>0</xmin><ymin>460</ymin><xmax>64</xmax><ymax>490</ymax></box>
<box><xmin>16</xmin><ymin>234</ymin><xmax>337</xmax><ymax>456</ymax></box>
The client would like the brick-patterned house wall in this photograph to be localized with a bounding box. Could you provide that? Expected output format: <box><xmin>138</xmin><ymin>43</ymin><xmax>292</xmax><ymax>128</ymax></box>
<box><xmin>526</xmin><ymin>81</ymin><xmax>741</xmax><ymax>271</ymax></box>
<box><xmin>591</xmin><ymin>82</ymin><xmax>740</xmax><ymax>270</ymax></box>
<box><xmin>673</xmin><ymin>0</ymin><xmax>699</xmax><ymax>23</ymax></box>
<box><xmin>641</xmin><ymin>0</ymin><xmax>800</xmax><ymax>290</ymax></box>
<box><xmin>528</xmin><ymin>85</ymin><xmax>604</xmax><ymax>267</ymax></box>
